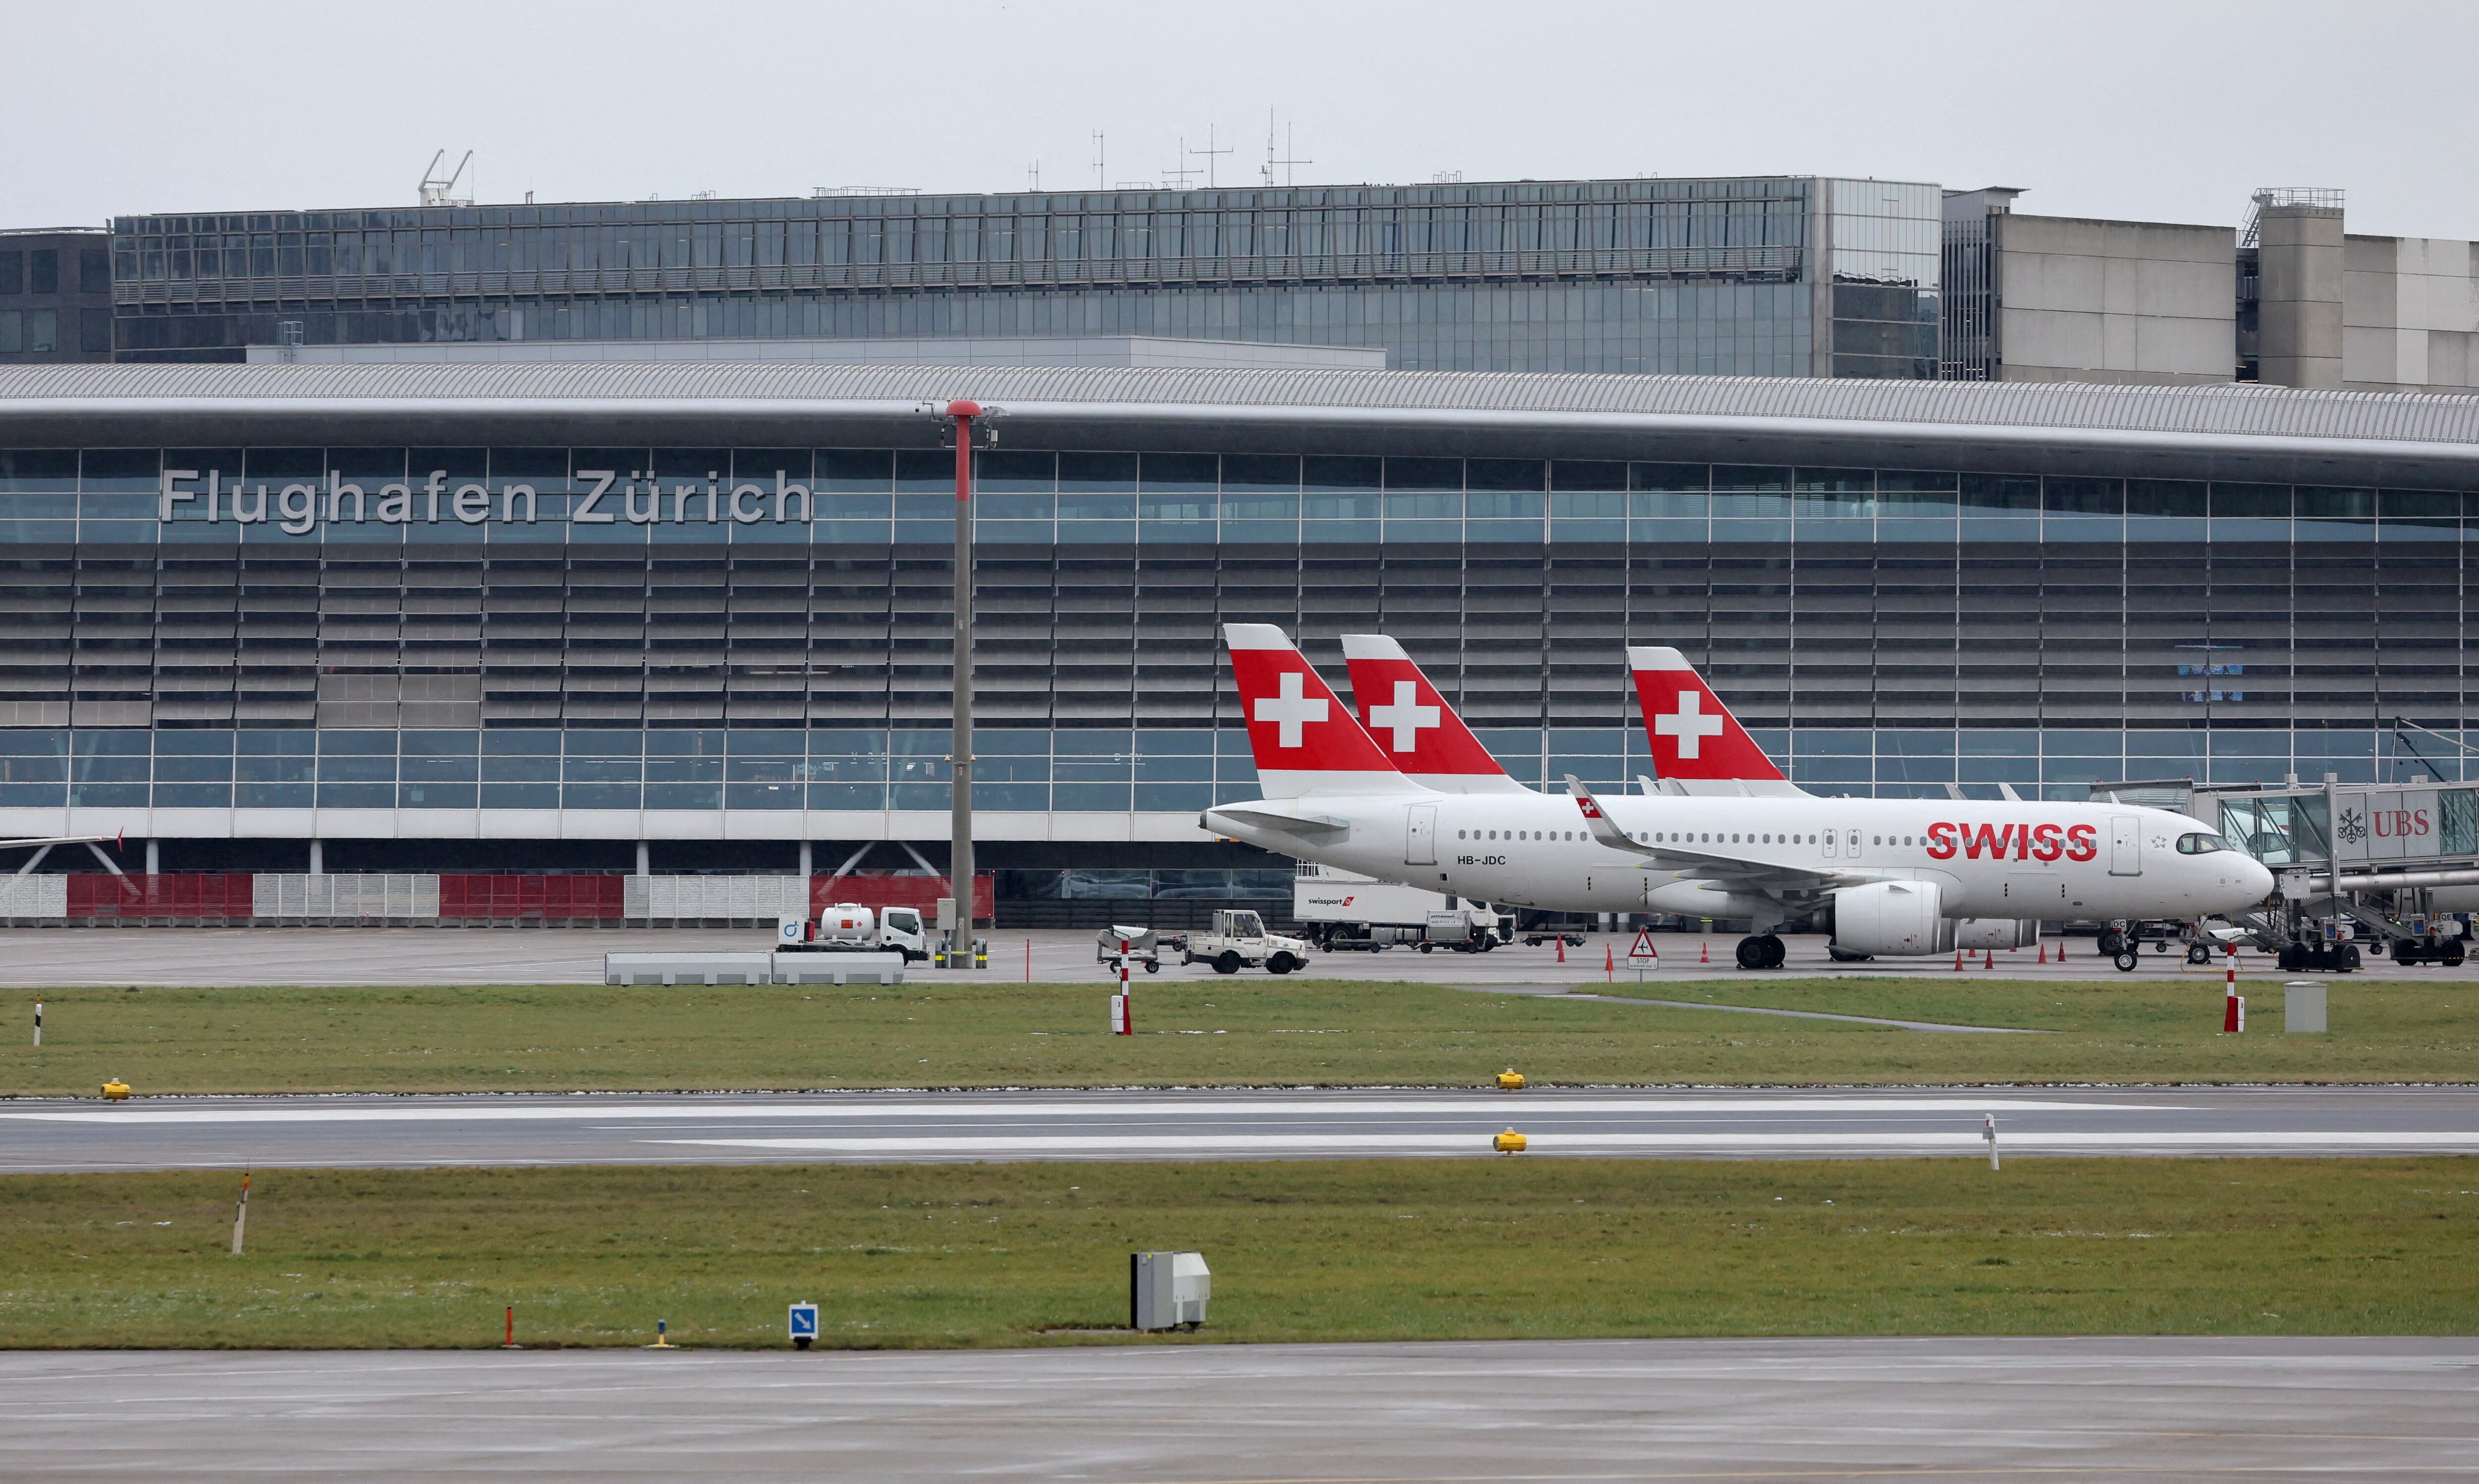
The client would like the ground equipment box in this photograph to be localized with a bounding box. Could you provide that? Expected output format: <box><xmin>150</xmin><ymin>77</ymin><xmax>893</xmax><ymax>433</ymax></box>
<box><xmin>1130</xmin><ymin>1250</ymin><xmax>1210</xmax><ymax>1331</ymax></box>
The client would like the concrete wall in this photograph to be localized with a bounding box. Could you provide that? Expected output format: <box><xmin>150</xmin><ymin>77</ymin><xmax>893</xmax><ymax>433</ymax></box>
<box><xmin>1993</xmin><ymin>215</ymin><xmax>2235</xmax><ymax>385</ymax></box>
<box><xmin>2344</xmin><ymin>234</ymin><xmax>2479</xmax><ymax>393</ymax></box>
<box><xmin>2256</xmin><ymin>206</ymin><xmax>2346</xmax><ymax>388</ymax></box>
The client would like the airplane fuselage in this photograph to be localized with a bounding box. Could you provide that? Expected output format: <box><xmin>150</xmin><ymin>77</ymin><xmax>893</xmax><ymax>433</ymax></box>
<box><xmin>1208</xmin><ymin>791</ymin><xmax>2270</xmax><ymax>925</ymax></box>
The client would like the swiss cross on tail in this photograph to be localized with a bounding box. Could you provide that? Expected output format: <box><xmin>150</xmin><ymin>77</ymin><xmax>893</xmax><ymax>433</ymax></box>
<box><xmin>1338</xmin><ymin>633</ymin><xmax>1530</xmax><ymax>795</ymax></box>
<box><xmin>1625</xmin><ymin>645</ymin><xmax>1785</xmax><ymax>782</ymax></box>
<box><xmin>1575</xmin><ymin>795</ymin><xmax>1605</xmax><ymax>820</ymax></box>
<box><xmin>1254</xmin><ymin>670</ymin><xmax>1328</xmax><ymax>748</ymax></box>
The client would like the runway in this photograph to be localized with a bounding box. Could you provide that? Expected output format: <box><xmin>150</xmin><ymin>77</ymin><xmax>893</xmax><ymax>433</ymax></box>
<box><xmin>0</xmin><ymin>1337</ymin><xmax>2470</xmax><ymax>1481</ymax></box>
<box><xmin>4</xmin><ymin>1084</ymin><xmax>2474</xmax><ymax>1171</ymax></box>
<box><xmin>3</xmin><ymin>923</ymin><xmax>2462</xmax><ymax>987</ymax></box>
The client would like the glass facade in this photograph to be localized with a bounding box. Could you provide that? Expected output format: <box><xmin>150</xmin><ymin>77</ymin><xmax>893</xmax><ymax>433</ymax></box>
<box><xmin>1825</xmin><ymin>180</ymin><xmax>1941</xmax><ymax>380</ymax></box>
<box><xmin>0</xmin><ymin>444</ymin><xmax>2467</xmax><ymax>813</ymax></box>
<box><xmin>107</xmin><ymin>176</ymin><xmax>1933</xmax><ymax>378</ymax></box>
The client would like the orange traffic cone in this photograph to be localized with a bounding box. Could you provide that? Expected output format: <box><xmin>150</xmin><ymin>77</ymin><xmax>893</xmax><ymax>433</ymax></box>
<box><xmin>2037</xmin><ymin>941</ymin><xmax>2048</xmax><ymax>964</ymax></box>
<box><xmin>1604</xmin><ymin>944</ymin><xmax>1614</xmax><ymax>981</ymax></box>
<box><xmin>1556</xmin><ymin>936</ymin><xmax>1566</xmax><ymax>963</ymax></box>
<box><xmin>1982</xmin><ymin>949</ymin><xmax>1994</xmax><ymax>970</ymax></box>
<box><xmin>1953</xmin><ymin>950</ymin><xmax>1963</xmax><ymax>971</ymax></box>
<box><xmin>1700</xmin><ymin>941</ymin><xmax>1710</xmax><ymax>964</ymax></box>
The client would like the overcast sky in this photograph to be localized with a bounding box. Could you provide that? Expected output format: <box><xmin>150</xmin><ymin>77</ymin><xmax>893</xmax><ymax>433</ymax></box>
<box><xmin>13</xmin><ymin>0</ymin><xmax>2477</xmax><ymax>240</ymax></box>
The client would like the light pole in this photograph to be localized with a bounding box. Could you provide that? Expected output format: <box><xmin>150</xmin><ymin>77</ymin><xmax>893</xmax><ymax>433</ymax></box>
<box><xmin>945</xmin><ymin>400</ymin><xmax>981</xmax><ymax>957</ymax></box>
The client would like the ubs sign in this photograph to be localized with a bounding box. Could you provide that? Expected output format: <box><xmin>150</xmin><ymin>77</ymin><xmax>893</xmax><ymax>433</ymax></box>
<box><xmin>2331</xmin><ymin>789</ymin><xmax>2437</xmax><ymax>862</ymax></box>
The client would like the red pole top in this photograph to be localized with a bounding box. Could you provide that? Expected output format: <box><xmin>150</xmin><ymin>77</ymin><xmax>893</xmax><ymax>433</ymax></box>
<box><xmin>946</xmin><ymin>399</ymin><xmax>982</xmax><ymax>419</ymax></box>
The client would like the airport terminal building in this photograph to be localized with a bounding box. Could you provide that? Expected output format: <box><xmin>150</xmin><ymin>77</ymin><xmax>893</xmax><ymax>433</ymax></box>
<box><xmin>3</xmin><ymin>357</ymin><xmax>2479</xmax><ymax>915</ymax></box>
<box><xmin>12</xmin><ymin>167</ymin><xmax>2479</xmax><ymax>919</ymax></box>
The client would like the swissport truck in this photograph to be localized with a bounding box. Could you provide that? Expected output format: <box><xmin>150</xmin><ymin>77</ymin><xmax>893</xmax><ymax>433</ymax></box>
<box><xmin>778</xmin><ymin>902</ymin><xmax>932</xmax><ymax>962</ymax></box>
<box><xmin>1291</xmin><ymin>862</ymin><xmax>1513</xmax><ymax>952</ymax></box>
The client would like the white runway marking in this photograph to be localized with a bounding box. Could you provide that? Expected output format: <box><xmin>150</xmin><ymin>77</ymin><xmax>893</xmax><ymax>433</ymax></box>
<box><xmin>0</xmin><ymin>1095</ymin><xmax>2185</xmax><ymax>1125</ymax></box>
<box><xmin>651</xmin><ymin>1129</ymin><xmax>2479</xmax><ymax>1155</ymax></box>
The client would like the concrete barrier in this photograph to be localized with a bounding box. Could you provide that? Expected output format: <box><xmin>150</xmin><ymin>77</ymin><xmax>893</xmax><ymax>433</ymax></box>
<box><xmin>773</xmin><ymin>952</ymin><xmax>906</xmax><ymax>986</ymax></box>
<box><xmin>603</xmin><ymin>952</ymin><xmax>778</xmax><ymax>986</ymax></box>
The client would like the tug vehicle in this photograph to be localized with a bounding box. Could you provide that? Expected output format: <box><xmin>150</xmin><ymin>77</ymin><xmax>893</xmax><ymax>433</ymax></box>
<box><xmin>1180</xmin><ymin>909</ymin><xmax>1317</xmax><ymax>975</ymax></box>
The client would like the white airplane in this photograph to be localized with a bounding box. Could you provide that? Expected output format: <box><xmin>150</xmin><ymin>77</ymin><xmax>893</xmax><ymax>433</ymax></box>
<box><xmin>1209</xmin><ymin>625</ymin><xmax>2272</xmax><ymax>970</ymax></box>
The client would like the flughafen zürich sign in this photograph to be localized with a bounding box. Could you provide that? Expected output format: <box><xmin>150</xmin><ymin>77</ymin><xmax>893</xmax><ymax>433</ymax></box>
<box><xmin>158</xmin><ymin>469</ymin><xmax>818</xmax><ymax>534</ymax></box>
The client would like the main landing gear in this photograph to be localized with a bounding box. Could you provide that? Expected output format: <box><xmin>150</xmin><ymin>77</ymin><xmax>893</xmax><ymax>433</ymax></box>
<box><xmin>1735</xmin><ymin>934</ymin><xmax>1786</xmax><ymax>970</ymax></box>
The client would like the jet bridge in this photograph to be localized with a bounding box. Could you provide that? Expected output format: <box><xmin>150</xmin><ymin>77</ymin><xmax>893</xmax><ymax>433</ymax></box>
<box><xmin>2175</xmin><ymin>762</ymin><xmax>2479</xmax><ymax>967</ymax></box>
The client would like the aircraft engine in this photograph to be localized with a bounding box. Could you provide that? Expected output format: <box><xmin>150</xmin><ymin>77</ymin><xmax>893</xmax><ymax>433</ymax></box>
<box><xmin>1953</xmin><ymin>917</ymin><xmax>2039</xmax><ymax>950</ymax></box>
<box><xmin>1830</xmin><ymin>880</ymin><xmax>1954</xmax><ymax>956</ymax></box>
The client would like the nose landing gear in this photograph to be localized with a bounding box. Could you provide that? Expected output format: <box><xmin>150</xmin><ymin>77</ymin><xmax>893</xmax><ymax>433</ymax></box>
<box><xmin>1734</xmin><ymin>934</ymin><xmax>1785</xmax><ymax>970</ymax></box>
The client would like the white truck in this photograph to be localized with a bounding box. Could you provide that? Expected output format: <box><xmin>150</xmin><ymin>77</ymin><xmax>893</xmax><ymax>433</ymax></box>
<box><xmin>778</xmin><ymin>902</ymin><xmax>932</xmax><ymax>962</ymax></box>
<box><xmin>1291</xmin><ymin>863</ymin><xmax>1513</xmax><ymax>953</ymax></box>
<box><xmin>1180</xmin><ymin>909</ymin><xmax>1317</xmax><ymax>975</ymax></box>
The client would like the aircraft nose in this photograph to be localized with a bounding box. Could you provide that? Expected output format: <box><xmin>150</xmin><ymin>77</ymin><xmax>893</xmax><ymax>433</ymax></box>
<box><xmin>2236</xmin><ymin>856</ymin><xmax>2275</xmax><ymax>904</ymax></box>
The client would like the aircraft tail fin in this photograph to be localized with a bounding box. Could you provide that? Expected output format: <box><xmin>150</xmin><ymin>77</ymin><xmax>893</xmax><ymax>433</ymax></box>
<box><xmin>1339</xmin><ymin>634</ymin><xmax>1531</xmax><ymax>794</ymax></box>
<box><xmin>1224</xmin><ymin>624</ymin><xmax>1420</xmax><ymax>797</ymax></box>
<box><xmin>1626</xmin><ymin>646</ymin><xmax>1793</xmax><ymax>786</ymax></box>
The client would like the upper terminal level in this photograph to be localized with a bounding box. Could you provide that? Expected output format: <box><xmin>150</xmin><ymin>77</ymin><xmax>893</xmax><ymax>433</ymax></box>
<box><xmin>106</xmin><ymin>176</ymin><xmax>1850</xmax><ymax>301</ymax></box>
<box><xmin>102</xmin><ymin>176</ymin><xmax>1942</xmax><ymax>378</ymax></box>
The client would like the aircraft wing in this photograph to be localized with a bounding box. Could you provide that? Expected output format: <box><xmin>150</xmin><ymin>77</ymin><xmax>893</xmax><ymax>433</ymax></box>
<box><xmin>1560</xmin><ymin>777</ymin><xmax>1870</xmax><ymax>893</ymax></box>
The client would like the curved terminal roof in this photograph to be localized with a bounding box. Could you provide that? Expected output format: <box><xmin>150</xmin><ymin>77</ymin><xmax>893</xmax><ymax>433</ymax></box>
<box><xmin>6</xmin><ymin>361</ymin><xmax>2479</xmax><ymax>461</ymax></box>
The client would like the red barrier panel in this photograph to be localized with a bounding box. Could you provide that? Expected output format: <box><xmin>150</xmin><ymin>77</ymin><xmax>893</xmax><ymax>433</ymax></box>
<box><xmin>812</xmin><ymin>873</ymin><xmax>995</xmax><ymax>920</ymax></box>
<box><xmin>64</xmin><ymin>874</ymin><xmax>256</xmax><ymax>920</ymax></box>
<box><xmin>438</xmin><ymin>874</ymin><xmax>625</xmax><ymax>921</ymax></box>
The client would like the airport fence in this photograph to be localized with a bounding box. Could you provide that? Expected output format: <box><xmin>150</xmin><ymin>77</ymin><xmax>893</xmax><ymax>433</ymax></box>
<box><xmin>0</xmin><ymin>872</ymin><xmax>995</xmax><ymax>927</ymax></box>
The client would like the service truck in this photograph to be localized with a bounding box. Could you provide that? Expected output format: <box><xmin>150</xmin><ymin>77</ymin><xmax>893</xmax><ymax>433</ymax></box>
<box><xmin>1291</xmin><ymin>862</ymin><xmax>1513</xmax><ymax>952</ymax></box>
<box><xmin>1180</xmin><ymin>909</ymin><xmax>1317</xmax><ymax>974</ymax></box>
<box><xmin>778</xmin><ymin>902</ymin><xmax>932</xmax><ymax>962</ymax></box>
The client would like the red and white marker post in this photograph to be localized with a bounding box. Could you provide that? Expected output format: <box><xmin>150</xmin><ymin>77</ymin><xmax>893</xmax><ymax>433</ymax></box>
<box><xmin>1111</xmin><ymin>937</ymin><xmax>1134</xmax><ymax>1035</ymax></box>
<box><xmin>2222</xmin><ymin>945</ymin><xmax>2244</xmax><ymax>1033</ymax></box>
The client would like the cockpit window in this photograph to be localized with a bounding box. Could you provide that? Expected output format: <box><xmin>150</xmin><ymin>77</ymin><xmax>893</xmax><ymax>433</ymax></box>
<box><xmin>2175</xmin><ymin>832</ymin><xmax>2232</xmax><ymax>855</ymax></box>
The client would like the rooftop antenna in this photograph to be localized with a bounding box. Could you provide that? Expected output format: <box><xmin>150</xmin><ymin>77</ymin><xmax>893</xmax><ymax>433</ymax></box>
<box><xmin>419</xmin><ymin>150</ymin><xmax>473</xmax><ymax>208</ymax></box>
<box><xmin>1027</xmin><ymin>159</ymin><xmax>1041</xmax><ymax>192</ymax></box>
<box><xmin>1092</xmin><ymin>130</ymin><xmax>1105</xmax><ymax>191</ymax></box>
<box><xmin>1188</xmin><ymin>125</ymin><xmax>1233</xmax><ymax>189</ymax></box>
<box><xmin>1272</xmin><ymin>119</ymin><xmax>1311</xmax><ymax>188</ymax></box>
<box><xmin>1162</xmin><ymin>137</ymin><xmax>1198</xmax><ymax>191</ymax></box>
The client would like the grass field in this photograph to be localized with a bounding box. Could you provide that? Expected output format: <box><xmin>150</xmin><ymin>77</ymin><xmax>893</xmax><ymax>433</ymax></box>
<box><xmin>1</xmin><ymin>1157</ymin><xmax>2469</xmax><ymax>1349</ymax></box>
<box><xmin>1</xmin><ymin>976</ymin><xmax>2473</xmax><ymax>1096</ymax></box>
